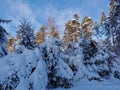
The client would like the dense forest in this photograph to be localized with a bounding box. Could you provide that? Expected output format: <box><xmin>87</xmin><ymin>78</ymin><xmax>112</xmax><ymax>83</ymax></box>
<box><xmin>0</xmin><ymin>0</ymin><xmax>120</xmax><ymax>90</ymax></box>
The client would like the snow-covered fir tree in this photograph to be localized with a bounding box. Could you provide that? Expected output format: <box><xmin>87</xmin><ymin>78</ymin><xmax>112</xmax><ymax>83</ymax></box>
<box><xmin>102</xmin><ymin>0</ymin><xmax>120</xmax><ymax>55</ymax></box>
<box><xmin>0</xmin><ymin>19</ymin><xmax>11</xmax><ymax>57</ymax></box>
<box><xmin>41</xmin><ymin>37</ymin><xmax>73</xmax><ymax>89</ymax></box>
<box><xmin>1</xmin><ymin>0</ymin><xmax>120</xmax><ymax>89</ymax></box>
<box><xmin>15</xmin><ymin>19</ymin><xmax>36</xmax><ymax>53</ymax></box>
<box><xmin>0</xmin><ymin>47</ymin><xmax>48</xmax><ymax>90</ymax></box>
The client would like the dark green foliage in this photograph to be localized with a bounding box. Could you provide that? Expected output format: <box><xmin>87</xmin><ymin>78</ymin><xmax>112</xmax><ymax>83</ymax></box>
<box><xmin>114</xmin><ymin>70</ymin><xmax>120</xmax><ymax>79</ymax></box>
<box><xmin>103</xmin><ymin>0</ymin><xmax>120</xmax><ymax>55</ymax></box>
<box><xmin>0</xmin><ymin>18</ymin><xmax>11</xmax><ymax>57</ymax></box>
<box><xmin>0</xmin><ymin>74</ymin><xmax>19</xmax><ymax>90</ymax></box>
<box><xmin>41</xmin><ymin>39</ymin><xmax>72</xmax><ymax>89</ymax></box>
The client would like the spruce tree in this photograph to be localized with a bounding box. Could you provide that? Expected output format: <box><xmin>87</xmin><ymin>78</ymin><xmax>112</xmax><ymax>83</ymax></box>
<box><xmin>103</xmin><ymin>0</ymin><xmax>120</xmax><ymax>55</ymax></box>
<box><xmin>16</xmin><ymin>19</ymin><xmax>35</xmax><ymax>51</ymax></box>
<box><xmin>0</xmin><ymin>19</ymin><xmax>11</xmax><ymax>57</ymax></box>
<box><xmin>41</xmin><ymin>37</ymin><xmax>73</xmax><ymax>89</ymax></box>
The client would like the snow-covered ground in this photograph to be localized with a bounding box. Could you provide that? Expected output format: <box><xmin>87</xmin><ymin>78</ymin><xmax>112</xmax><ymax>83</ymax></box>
<box><xmin>53</xmin><ymin>79</ymin><xmax>120</xmax><ymax>90</ymax></box>
<box><xmin>0</xmin><ymin>47</ymin><xmax>120</xmax><ymax>90</ymax></box>
<box><xmin>0</xmin><ymin>48</ymin><xmax>48</xmax><ymax>90</ymax></box>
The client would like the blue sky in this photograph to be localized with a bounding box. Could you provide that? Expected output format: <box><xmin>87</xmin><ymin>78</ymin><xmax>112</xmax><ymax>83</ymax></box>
<box><xmin>0</xmin><ymin>0</ymin><xmax>109</xmax><ymax>36</ymax></box>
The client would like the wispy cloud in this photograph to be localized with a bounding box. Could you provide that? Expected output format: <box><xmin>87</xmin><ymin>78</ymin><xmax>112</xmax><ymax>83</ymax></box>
<box><xmin>43</xmin><ymin>5</ymin><xmax>82</xmax><ymax>37</ymax></box>
<box><xmin>1</xmin><ymin>0</ymin><xmax>109</xmax><ymax>37</ymax></box>
<box><xmin>2</xmin><ymin>0</ymin><xmax>40</xmax><ymax>35</ymax></box>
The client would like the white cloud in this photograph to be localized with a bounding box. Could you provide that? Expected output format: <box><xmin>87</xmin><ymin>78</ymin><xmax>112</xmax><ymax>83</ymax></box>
<box><xmin>43</xmin><ymin>5</ymin><xmax>82</xmax><ymax>37</ymax></box>
<box><xmin>2</xmin><ymin>0</ymin><xmax>87</xmax><ymax>37</ymax></box>
<box><xmin>1</xmin><ymin>0</ymin><xmax>109</xmax><ymax>37</ymax></box>
<box><xmin>4</xmin><ymin>0</ymin><xmax>40</xmax><ymax>35</ymax></box>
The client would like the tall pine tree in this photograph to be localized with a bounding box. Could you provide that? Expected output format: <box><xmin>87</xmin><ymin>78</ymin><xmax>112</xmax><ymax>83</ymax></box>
<box><xmin>103</xmin><ymin>0</ymin><xmax>120</xmax><ymax>55</ymax></box>
<box><xmin>0</xmin><ymin>18</ymin><xmax>11</xmax><ymax>57</ymax></box>
<box><xmin>63</xmin><ymin>14</ymin><xmax>81</xmax><ymax>44</ymax></box>
<box><xmin>16</xmin><ymin>19</ymin><xmax>35</xmax><ymax>51</ymax></box>
<box><xmin>36</xmin><ymin>26</ymin><xmax>46</xmax><ymax>44</ymax></box>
